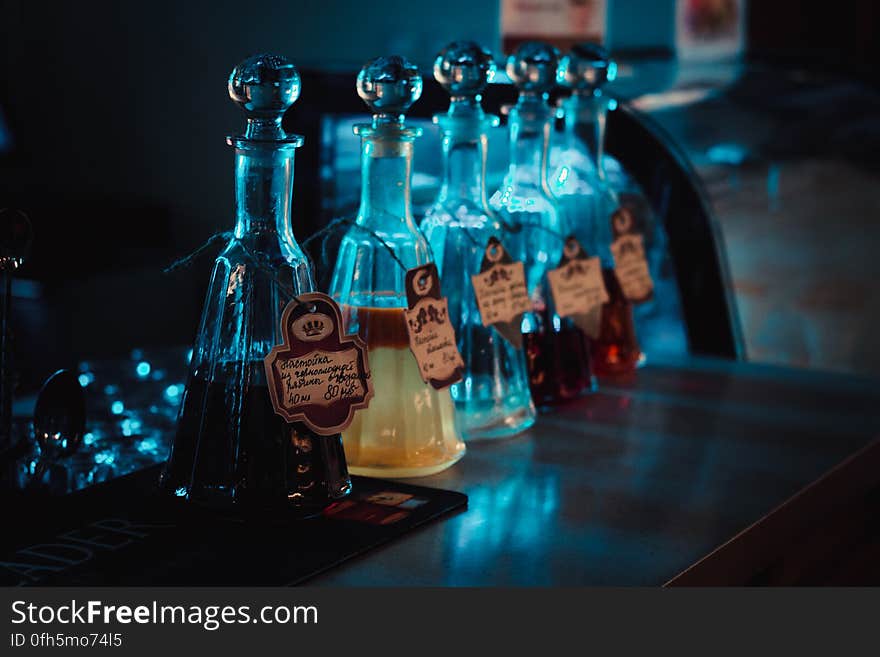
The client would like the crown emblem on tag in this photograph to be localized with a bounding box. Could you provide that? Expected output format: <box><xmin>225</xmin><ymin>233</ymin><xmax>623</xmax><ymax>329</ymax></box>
<box><xmin>302</xmin><ymin>319</ymin><xmax>324</xmax><ymax>337</ymax></box>
<box><xmin>291</xmin><ymin>312</ymin><xmax>333</xmax><ymax>342</ymax></box>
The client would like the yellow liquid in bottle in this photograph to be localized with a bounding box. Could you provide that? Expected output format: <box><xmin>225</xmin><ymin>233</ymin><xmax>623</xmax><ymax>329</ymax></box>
<box><xmin>341</xmin><ymin>306</ymin><xmax>465</xmax><ymax>478</ymax></box>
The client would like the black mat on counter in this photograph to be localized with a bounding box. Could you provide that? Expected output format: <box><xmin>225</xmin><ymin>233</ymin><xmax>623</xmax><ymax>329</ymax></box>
<box><xmin>0</xmin><ymin>467</ymin><xmax>467</xmax><ymax>586</ymax></box>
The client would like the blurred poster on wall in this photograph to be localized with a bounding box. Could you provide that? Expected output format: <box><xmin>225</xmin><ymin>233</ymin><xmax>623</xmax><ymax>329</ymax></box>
<box><xmin>501</xmin><ymin>0</ymin><xmax>607</xmax><ymax>53</ymax></box>
<box><xmin>676</xmin><ymin>0</ymin><xmax>745</xmax><ymax>60</ymax></box>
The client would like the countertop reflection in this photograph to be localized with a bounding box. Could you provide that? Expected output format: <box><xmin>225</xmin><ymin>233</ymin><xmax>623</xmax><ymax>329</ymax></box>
<box><xmin>311</xmin><ymin>357</ymin><xmax>880</xmax><ymax>585</ymax></box>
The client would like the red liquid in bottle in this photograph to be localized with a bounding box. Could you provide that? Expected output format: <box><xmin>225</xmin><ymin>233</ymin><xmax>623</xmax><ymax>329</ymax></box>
<box><xmin>591</xmin><ymin>268</ymin><xmax>643</xmax><ymax>377</ymax></box>
<box><xmin>523</xmin><ymin>305</ymin><xmax>594</xmax><ymax>406</ymax></box>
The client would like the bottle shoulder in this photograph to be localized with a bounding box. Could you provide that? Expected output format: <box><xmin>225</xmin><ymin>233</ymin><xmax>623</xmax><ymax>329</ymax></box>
<box><xmin>423</xmin><ymin>198</ymin><xmax>499</xmax><ymax>230</ymax></box>
<box><xmin>334</xmin><ymin>212</ymin><xmax>430</xmax><ymax>274</ymax></box>
<box><xmin>220</xmin><ymin>234</ymin><xmax>312</xmax><ymax>272</ymax></box>
<box><xmin>489</xmin><ymin>183</ymin><xmax>560</xmax><ymax>220</ymax></box>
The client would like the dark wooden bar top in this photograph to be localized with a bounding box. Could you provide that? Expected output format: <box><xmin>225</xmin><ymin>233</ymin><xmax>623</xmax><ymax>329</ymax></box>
<box><xmin>310</xmin><ymin>357</ymin><xmax>880</xmax><ymax>585</ymax></box>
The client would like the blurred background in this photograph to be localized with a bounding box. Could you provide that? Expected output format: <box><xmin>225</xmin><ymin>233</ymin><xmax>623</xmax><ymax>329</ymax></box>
<box><xmin>2</xmin><ymin>0</ymin><xmax>879</xmax><ymax>394</ymax></box>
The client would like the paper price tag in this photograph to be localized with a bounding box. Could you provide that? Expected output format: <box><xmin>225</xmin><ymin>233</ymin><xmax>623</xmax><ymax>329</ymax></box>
<box><xmin>264</xmin><ymin>292</ymin><xmax>373</xmax><ymax>436</ymax></box>
<box><xmin>610</xmin><ymin>207</ymin><xmax>653</xmax><ymax>304</ymax></box>
<box><xmin>548</xmin><ymin>236</ymin><xmax>609</xmax><ymax>338</ymax></box>
<box><xmin>471</xmin><ymin>238</ymin><xmax>532</xmax><ymax>348</ymax></box>
<box><xmin>404</xmin><ymin>263</ymin><xmax>465</xmax><ymax>390</ymax></box>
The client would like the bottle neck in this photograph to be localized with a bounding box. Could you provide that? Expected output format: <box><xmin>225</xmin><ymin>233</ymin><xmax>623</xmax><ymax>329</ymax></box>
<box><xmin>232</xmin><ymin>145</ymin><xmax>300</xmax><ymax>249</ymax></box>
<box><xmin>563</xmin><ymin>91</ymin><xmax>608</xmax><ymax>179</ymax></box>
<box><xmin>434</xmin><ymin>99</ymin><xmax>498</xmax><ymax>212</ymax></box>
<box><xmin>507</xmin><ymin>96</ymin><xmax>553</xmax><ymax>192</ymax></box>
<box><xmin>439</xmin><ymin>134</ymin><xmax>487</xmax><ymax>205</ymax></box>
<box><xmin>357</xmin><ymin>136</ymin><xmax>419</xmax><ymax>235</ymax></box>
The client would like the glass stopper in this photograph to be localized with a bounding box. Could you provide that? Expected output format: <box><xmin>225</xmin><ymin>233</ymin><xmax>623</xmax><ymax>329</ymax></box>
<box><xmin>228</xmin><ymin>53</ymin><xmax>301</xmax><ymax>140</ymax></box>
<box><xmin>357</xmin><ymin>55</ymin><xmax>423</xmax><ymax>125</ymax></box>
<box><xmin>558</xmin><ymin>43</ymin><xmax>617</xmax><ymax>91</ymax></box>
<box><xmin>434</xmin><ymin>41</ymin><xmax>496</xmax><ymax>99</ymax></box>
<box><xmin>506</xmin><ymin>41</ymin><xmax>560</xmax><ymax>95</ymax></box>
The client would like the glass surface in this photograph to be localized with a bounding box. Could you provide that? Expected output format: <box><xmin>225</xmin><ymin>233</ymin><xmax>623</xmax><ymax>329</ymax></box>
<box><xmin>160</xmin><ymin>132</ymin><xmax>351</xmax><ymax>516</ymax></box>
<box><xmin>490</xmin><ymin>95</ymin><xmax>593</xmax><ymax>404</ymax></box>
<box><xmin>421</xmin><ymin>103</ymin><xmax>536</xmax><ymax>441</ymax></box>
<box><xmin>330</xmin><ymin>122</ymin><xmax>465</xmax><ymax>478</ymax></box>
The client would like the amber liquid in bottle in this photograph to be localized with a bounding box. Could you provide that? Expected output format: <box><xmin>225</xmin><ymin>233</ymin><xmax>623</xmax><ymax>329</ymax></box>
<box><xmin>590</xmin><ymin>268</ymin><xmax>642</xmax><ymax>376</ymax></box>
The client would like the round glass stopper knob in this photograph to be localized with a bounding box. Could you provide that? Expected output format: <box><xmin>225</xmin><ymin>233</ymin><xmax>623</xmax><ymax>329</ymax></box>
<box><xmin>228</xmin><ymin>53</ymin><xmax>301</xmax><ymax>120</ymax></box>
<box><xmin>506</xmin><ymin>41</ymin><xmax>560</xmax><ymax>94</ymax></box>
<box><xmin>558</xmin><ymin>43</ymin><xmax>617</xmax><ymax>90</ymax></box>
<box><xmin>434</xmin><ymin>41</ymin><xmax>496</xmax><ymax>98</ymax></box>
<box><xmin>357</xmin><ymin>55</ymin><xmax>422</xmax><ymax>118</ymax></box>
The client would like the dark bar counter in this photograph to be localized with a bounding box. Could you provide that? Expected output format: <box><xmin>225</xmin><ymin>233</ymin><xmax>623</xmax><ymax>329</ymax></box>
<box><xmin>309</xmin><ymin>357</ymin><xmax>880</xmax><ymax>586</ymax></box>
<box><xmin>3</xmin><ymin>356</ymin><xmax>878</xmax><ymax>586</ymax></box>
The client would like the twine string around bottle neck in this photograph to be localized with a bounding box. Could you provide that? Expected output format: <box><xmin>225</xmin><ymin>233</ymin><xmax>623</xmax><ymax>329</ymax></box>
<box><xmin>498</xmin><ymin>218</ymin><xmax>568</xmax><ymax>246</ymax></box>
<box><xmin>163</xmin><ymin>232</ymin><xmax>307</xmax><ymax>307</ymax></box>
<box><xmin>163</xmin><ymin>214</ymin><xmax>568</xmax><ymax>309</ymax></box>
<box><xmin>299</xmin><ymin>217</ymin><xmax>408</xmax><ymax>274</ymax></box>
<box><xmin>163</xmin><ymin>217</ymin><xmax>412</xmax><ymax>312</ymax></box>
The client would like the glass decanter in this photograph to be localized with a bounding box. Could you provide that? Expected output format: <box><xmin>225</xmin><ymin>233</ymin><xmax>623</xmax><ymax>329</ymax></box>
<box><xmin>490</xmin><ymin>42</ymin><xmax>593</xmax><ymax>405</ymax></box>
<box><xmin>160</xmin><ymin>54</ymin><xmax>352</xmax><ymax>516</ymax></box>
<box><xmin>329</xmin><ymin>56</ymin><xmax>465</xmax><ymax>478</ymax></box>
<box><xmin>420</xmin><ymin>41</ymin><xmax>535</xmax><ymax>441</ymax></box>
<box><xmin>556</xmin><ymin>44</ymin><xmax>643</xmax><ymax>376</ymax></box>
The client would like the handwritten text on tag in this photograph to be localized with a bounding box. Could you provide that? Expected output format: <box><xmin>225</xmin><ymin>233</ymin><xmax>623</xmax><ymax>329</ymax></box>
<box><xmin>471</xmin><ymin>238</ymin><xmax>531</xmax><ymax>347</ymax></box>
<box><xmin>404</xmin><ymin>264</ymin><xmax>464</xmax><ymax>390</ymax></box>
<box><xmin>548</xmin><ymin>236</ymin><xmax>610</xmax><ymax>339</ymax></box>
<box><xmin>264</xmin><ymin>293</ymin><xmax>373</xmax><ymax>435</ymax></box>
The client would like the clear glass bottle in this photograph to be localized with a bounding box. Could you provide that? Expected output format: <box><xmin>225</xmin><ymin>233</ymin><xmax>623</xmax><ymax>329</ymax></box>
<box><xmin>420</xmin><ymin>41</ymin><xmax>535</xmax><ymax>440</ymax></box>
<box><xmin>160</xmin><ymin>54</ymin><xmax>352</xmax><ymax>516</ymax></box>
<box><xmin>490</xmin><ymin>42</ymin><xmax>593</xmax><ymax>405</ymax></box>
<box><xmin>329</xmin><ymin>56</ymin><xmax>465</xmax><ymax>477</ymax></box>
<box><xmin>556</xmin><ymin>44</ymin><xmax>643</xmax><ymax>376</ymax></box>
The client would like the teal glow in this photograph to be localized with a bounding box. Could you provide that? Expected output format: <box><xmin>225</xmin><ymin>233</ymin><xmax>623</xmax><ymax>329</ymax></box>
<box><xmin>111</xmin><ymin>401</ymin><xmax>124</xmax><ymax>415</ymax></box>
<box><xmin>707</xmin><ymin>142</ymin><xmax>748</xmax><ymax>166</ymax></box>
<box><xmin>78</xmin><ymin>372</ymin><xmax>94</xmax><ymax>387</ymax></box>
<box><xmin>136</xmin><ymin>361</ymin><xmax>151</xmax><ymax>377</ymax></box>
<box><xmin>164</xmin><ymin>384</ymin><xmax>183</xmax><ymax>401</ymax></box>
<box><xmin>137</xmin><ymin>437</ymin><xmax>159</xmax><ymax>454</ymax></box>
<box><xmin>121</xmin><ymin>418</ymin><xmax>143</xmax><ymax>436</ymax></box>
